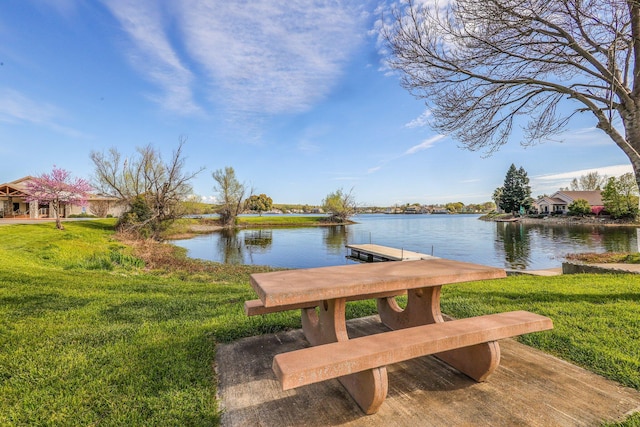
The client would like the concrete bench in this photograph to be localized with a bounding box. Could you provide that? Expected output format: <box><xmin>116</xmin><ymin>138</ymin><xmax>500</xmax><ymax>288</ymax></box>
<box><xmin>273</xmin><ymin>310</ymin><xmax>552</xmax><ymax>394</ymax></box>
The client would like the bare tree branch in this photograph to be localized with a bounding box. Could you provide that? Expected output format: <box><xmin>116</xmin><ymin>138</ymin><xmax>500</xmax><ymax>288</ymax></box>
<box><xmin>381</xmin><ymin>0</ymin><xmax>640</xmax><ymax>192</ymax></box>
<box><xmin>90</xmin><ymin>136</ymin><xmax>204</xmax><ymax>239</ymax></box>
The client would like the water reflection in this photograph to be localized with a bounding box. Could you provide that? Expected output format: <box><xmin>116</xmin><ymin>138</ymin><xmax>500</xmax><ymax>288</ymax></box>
<box><xmin>495</xmin><ymin>223</ymin><xmax>531</xmax><ymax>270</ymax></box>
<box><xmin>216</xmin><ymin>228</ymin><xmax>244</xmax><ymax>264</ymax></box>
<box><xmin>323</xmin><ymin>225</ymin><xmax>348</xmax><ymax>254</ymax></box>
<box><xmin>214</xmin><ymin>228</ymin><xmax>276</xmax><ymax>265</ymax></box>
<box><xmin>495</xmin><ymin>222</ymin><xmax>640</xmax><ymax>269</ymax></box>
<box><xmin>244</xmin><ymin>229</ymin><xmax>273</xmax><ymax>250</ymax></box>
<box><xmin>173</xmin><ymin>215</ymin><xmax>640</xmax><ymax>270</ymax></box>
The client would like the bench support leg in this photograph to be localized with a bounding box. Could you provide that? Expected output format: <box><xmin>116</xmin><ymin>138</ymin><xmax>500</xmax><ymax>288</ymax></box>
<box><xmin>338</xmin><ymin>367</ymin><xmax>388</xmax><ymax>415</ymax></box>
<box><xmin>301</xmin><ymin>298</ymin><xmax>388</xmax><ymax>414</ymax></box>
<box><xmin>435</xmin><ymin>340</ymin><xmax>500</xmax><ymax>381</ymax></box>
<box><xmin>377</xmin><ymin>287</ymin><xmax>501</xmax><ymax>382</ymax></box>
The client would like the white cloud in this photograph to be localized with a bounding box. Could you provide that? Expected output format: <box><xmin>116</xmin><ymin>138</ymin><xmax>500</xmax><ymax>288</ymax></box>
<box><xmin>367</xmin><ymin>166</ymin><xmax>382</xmax><ymax>174</ymax></box>
<box><xmin>104</xmin><ymin>0</ymin><xmax>368</xmax><ymax>119</ymax></box>
<box><xmin>102</xmin><ymin>0</ymin><xmax>201</xmax><ymax>115</ymax></box>
<box><xmin>178</xmin><ymin>1</ymin><xmax>366</xmax><ymax>116</ymax></box>
<box><xmin>534</xmin><ymin>165</ymin><xmax>633</xmax><ymax>182</ymax></box>
<box><xmin>405</xmin><ymin>109</ymin><xmax>432</xmax><ymax>128</ymax></box>
<box><xmin>0</xmin><ymin>88</ymin><xmax>88</xmax><ymax>138</ymax></box>
<box><xmin>532</xmin><ymin>164</ymin><xmax>633</xmax><ymax>193</ymax></box>
<box><xmin>404</xmin><ymin>134</ymin><xmax>445</xmax><ymax>154</ymax></box>
<box><xmin>201</xmin><ymin>195</ymin><xmax>218</xmax><ymax>203</ymax></box>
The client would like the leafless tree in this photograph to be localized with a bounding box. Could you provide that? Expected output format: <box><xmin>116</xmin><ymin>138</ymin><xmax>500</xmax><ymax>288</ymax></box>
<box><xmin>89</xmin><ymin>200</ymin><xmax>111</xmax><ymax>218</ymax></box>
<box><xmin>91</xmin><ymin>136</ymin><xmax>204</xmax><ymax>238</ymax></box>
<box><xmin>382</xmin><ymin>0</ymin><xmax>640</xmax><ymax>189</ymax></box>
<box><xmin>569</xmin><ymin>171</ymin><xmax>608</xmax><ymax>190</ymax></box>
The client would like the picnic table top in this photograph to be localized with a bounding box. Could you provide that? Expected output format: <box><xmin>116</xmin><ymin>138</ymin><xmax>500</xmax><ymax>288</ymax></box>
<box><xmin>250</xmin><ymin>258</ymin><xmax>506</xmax><ymax>308</ymax></box>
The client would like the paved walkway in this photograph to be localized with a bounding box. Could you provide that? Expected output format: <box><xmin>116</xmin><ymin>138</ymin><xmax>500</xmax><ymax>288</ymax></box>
<box><xmin>217</xmin><ymin>316</ymin><xmax>640</xmax><ymax>426</ymax></box>
<box><xmin>0</xmin><ymin>218</ymin><xmax>96</xmax><ymax>225</ymax></box>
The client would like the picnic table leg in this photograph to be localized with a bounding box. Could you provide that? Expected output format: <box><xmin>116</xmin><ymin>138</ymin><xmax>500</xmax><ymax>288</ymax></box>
<box><xmin>377</xmin><ymin>286</ymin><xmax>443</xmax><ymax>329</ymax></box>
<box><xmin>301</xmin><ymin>298</ymin><xmax>348</xmax><ymax>346</ymax></box>
<box><xmin>301</xmin><ymin>298</ymin><xmax>388</xmax><ymax>414</ymax></box>
<box><xmin>377</xmin><ymin>287</ymin><xmax>500</xmax><ymax>382</ymax></box>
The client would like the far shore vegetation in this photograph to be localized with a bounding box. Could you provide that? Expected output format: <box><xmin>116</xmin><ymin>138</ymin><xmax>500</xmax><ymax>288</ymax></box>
<box><xmin>1</xmin><ymin>219</ymin><xmax>640</xmax><ymax>425</ymax></box>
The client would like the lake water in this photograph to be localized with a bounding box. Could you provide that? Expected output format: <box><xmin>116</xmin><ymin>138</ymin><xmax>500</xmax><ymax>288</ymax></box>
<box><xmin>173</xmin><ymin>214</ymin><xmax>640</xmax><ymax>270</ymax></box>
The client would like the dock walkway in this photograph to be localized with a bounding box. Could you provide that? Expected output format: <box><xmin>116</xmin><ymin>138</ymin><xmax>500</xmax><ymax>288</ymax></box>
<box><xmin>346</xmin><ymin>243</ymin><xmax>437</xmax><ymax>262</ymax></box>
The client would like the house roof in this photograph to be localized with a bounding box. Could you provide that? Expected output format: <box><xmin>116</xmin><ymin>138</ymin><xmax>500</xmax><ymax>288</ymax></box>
<box><xmin>533</xmin><ymin>196</ymin><xmax>563</xmax><ymax>207</ymax></box>
<box><xmin>533</xmin><ymin>190</ymin><xmax>603</xmax><ymax>208</ymax></box>
<box><xmin>0</xmin><ymin>176</ymin><xmax>31</xmax><ymax>197</ymax></box>
<box><xmin>1</xmin><ymin>176</ymin><xmax>115</xmax><ymax>202</ymax></box>
<box><xmin>556</xmin><ymin>191</ymin><xmax>603</xmax><ymax>206</ymax></box>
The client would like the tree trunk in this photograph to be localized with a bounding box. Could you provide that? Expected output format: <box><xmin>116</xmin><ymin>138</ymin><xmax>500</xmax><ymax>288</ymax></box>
<box><xmin>619</xmin><ymin>110</ymin><xmax>640</xmax><ymax>212</ymax></box>
<box><xmin>53</xmin><ymin>200</ymin><xmax>64</xmax><ymax>230</ymax></box>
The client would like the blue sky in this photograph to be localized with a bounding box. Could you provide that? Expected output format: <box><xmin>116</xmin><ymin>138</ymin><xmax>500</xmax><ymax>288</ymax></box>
<box><xmin>0</xmin><ymin>1</ymin><xmax>633</xmax><ymax>206</ymax></box>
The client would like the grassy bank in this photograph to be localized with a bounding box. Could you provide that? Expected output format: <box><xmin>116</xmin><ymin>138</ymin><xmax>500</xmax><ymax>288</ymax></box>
<box><xmin>236</xmin><ymin>215</ymin><xmax>332</xmax><ymax>227</ymax></box>
<box><xmin>163</xmin><ymin>215</ymin><xmax>346</xmax><ymax>240</ymax></box>
<box><xmin>1</xmin><ymin>220</ymin><xmax>639</xmax><ymax>425</ymax></box>
<box><xmin>0</xmin><ymin>220</ymin><xmax>292</xmax><ymax>425</ymax></box>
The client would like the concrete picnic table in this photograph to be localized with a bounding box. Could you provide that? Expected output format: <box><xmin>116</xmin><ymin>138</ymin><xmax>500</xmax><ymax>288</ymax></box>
<box><xmin>246</xmin><ymin>258</ymin><xmax>552</xmax><ymax>414</ymax></box>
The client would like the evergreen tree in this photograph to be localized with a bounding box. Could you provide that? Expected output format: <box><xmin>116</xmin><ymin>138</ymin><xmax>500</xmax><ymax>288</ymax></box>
<box><xmin>499</xmin><ymin>164</ymin><xmax>531</xmax><ymax>214</ymax></box>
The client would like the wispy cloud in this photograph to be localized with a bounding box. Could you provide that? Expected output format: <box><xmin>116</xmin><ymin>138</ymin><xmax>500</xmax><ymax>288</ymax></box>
<box><xmin>178</xmin><ymin>1</ymin><xmax>366</xmax><ymax>115</ymax></box>
<box><xmin>0</xmin><ymin>88</ymin><xmax>88</xmax><ymax>138</ymax></box>
<box><xmin>297</xmin><ymin>139</ymin><xmax>320</xmax><ymax>153</ymax></box>
<box><xmin>404</xmin><ymin>134</ymin><xmax>445</xmax><ymax>154</ymax></box>
<box><xmin>103</xmin><ymin>0</ymin><xmax>368</xmax><ymax>119</ymax></box>
<box><xmin>365</xmin><ymin>133</ymin><xmax>446</xmax><ymax>175</ymax></box>
<box><xmin>532</xmin><ymin>164</ymin><xmax>633</xmax><ymax>193</ymax></box>
<box><xmin>405</xmin><ymin>109</ymin><xmax>431</xmax><ymax>128</ymax></box>
<box><xmin>102</xmin><ymin>0</ymin><xmax>200</xmax><ymax>115</ymax></box>
<box><xmin>535</xmin><ymin>165</ymin><xmax>633</xmax><ymax>182</ymax></box>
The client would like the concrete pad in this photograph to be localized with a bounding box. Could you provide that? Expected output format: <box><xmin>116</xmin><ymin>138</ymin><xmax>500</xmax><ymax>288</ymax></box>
<box><xmin>216</xmin><ymin>316</ymin><xmax>640</xmax><ymax>426</ymax></box>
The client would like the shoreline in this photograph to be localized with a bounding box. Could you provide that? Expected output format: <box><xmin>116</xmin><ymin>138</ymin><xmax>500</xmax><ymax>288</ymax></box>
<box><xmin>166</xmin><ymin>217</ymin><xmax>355</xmax><ymax>240</ymax></box>
<box><xmin>481</xmin><ymin>215</ymin><xmax>640</xmax><ymax>227</ymax></box>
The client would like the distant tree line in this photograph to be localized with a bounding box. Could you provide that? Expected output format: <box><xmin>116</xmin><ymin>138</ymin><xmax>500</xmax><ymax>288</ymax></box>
<box><xmin>33</xmin><ymin>138</ymin><xmax>640</xmax><ymax>240</ymax></box>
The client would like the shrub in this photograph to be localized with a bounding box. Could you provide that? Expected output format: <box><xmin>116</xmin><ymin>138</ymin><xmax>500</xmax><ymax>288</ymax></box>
<box><xmin>568</xmin><ymin>199</ymin><xmax>592</xmax><ymax>216</ymax></box>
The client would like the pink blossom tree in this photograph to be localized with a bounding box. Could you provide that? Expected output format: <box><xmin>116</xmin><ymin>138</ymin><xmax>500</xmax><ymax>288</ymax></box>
<box><xmin>26</xmin><ymin>167</ymin><xmax>92</xmax><ymax>230</ymax></box>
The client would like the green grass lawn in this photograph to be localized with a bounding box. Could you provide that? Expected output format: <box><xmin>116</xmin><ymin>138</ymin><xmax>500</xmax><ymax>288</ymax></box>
<box><xmin>236</xmin><ymin>215</ymin><xmax>332</xmax><ymax>226</ymax></box>
<box><xmin>1</xmin><ymin>220</ymin><xmax>639</xmax><ymax>425</ymax></box>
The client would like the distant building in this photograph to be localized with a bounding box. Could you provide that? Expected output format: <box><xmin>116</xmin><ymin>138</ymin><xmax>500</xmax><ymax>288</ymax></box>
<box><xmin>532</xmin><ymin>190</ymin><xmax>603</xmax><ymax>215</ymax></box>
<box><xmin>403</xmin><ymin>206</ymin><xmax>422</xmax><ymax>214</ymax></box>
<box><xmin>0</xmin><ymin>176</ymin><xmax>124</xmax><ymax>219</ymax></box>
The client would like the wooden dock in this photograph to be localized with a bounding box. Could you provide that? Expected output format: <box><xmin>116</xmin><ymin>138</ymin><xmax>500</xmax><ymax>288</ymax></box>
<box><xmin>346</xmin><ymin>244</ymin><xmax>437</xmax><ymax>262</ymax></box>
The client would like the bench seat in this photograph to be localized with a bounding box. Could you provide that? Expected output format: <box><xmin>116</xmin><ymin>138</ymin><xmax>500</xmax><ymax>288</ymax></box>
<box><xmin>273</xmin><ymin>310</ymin><xmax>552</xmax><ymax>390</ymax></box>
